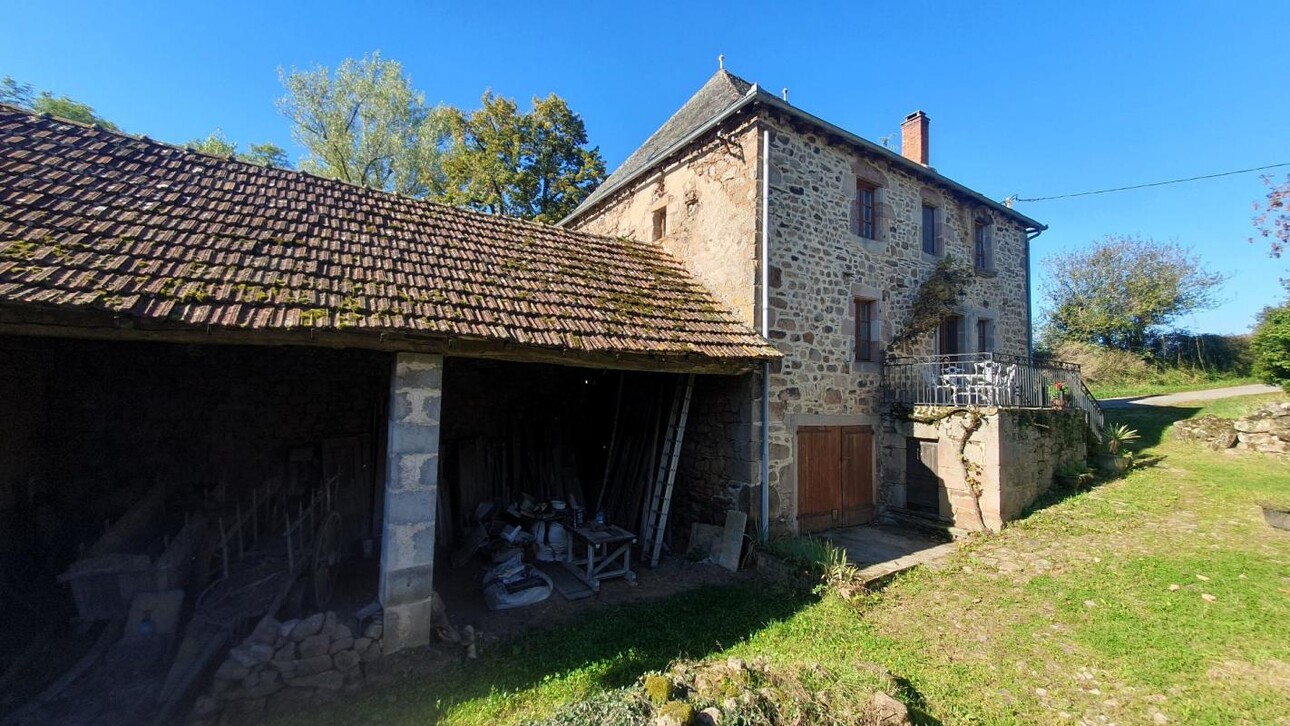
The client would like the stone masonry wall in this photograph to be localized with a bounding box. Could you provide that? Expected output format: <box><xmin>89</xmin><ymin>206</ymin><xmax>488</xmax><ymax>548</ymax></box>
<box><xmin>764</xmin><ymin>111</ymin><xmax>1033</xmax><ymax>531</ymax></box>
<box><xmin>672</xmin><ymin>373</ymin><xmax>759</xmax><ymax>538</ymax></box>
<box><xmin>881</xmin><ymin>408</ymin><xmax>1087</xmax><ymax>531</ymax></box>
<box><xmin>569</xmin><ymin>114</ymin><xmax>762</xmax><ymax>329</ymax></box>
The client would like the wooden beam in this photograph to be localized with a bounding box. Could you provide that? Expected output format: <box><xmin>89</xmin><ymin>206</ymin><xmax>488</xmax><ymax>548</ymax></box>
<box><xmin>0</xmin><ymin>308</ymin><xmax>759</xmax><ymax>376</ymax></box>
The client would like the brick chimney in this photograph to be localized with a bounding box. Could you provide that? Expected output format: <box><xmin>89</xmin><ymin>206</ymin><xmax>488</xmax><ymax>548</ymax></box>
<box><xmin>901</xmin><ymin>110</ymin><xmax>929</xmax><ymax>165</ymax></box>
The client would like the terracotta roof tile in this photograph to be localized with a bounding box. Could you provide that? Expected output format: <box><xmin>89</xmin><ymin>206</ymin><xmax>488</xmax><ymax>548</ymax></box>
<box><xmin>0</xmin><ymin>105</ymin><xmax>776</xmax><ymax>364</ymax></box>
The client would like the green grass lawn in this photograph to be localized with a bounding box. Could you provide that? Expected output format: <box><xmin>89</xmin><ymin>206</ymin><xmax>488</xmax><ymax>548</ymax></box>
<box><xmin>1088</xmin><ymin>374</ymin><xmax>1260</xmax><ymax>400</ymax></box>
<box><xmin>281</xmin><ymin>394</ymin><xmax>1290</xmax><ymax>725</ymax></box>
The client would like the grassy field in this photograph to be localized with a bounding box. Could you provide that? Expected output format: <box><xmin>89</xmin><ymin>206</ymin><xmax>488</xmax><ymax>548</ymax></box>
<box><xmin>280</xmin><ymin>393</ymin><xmax>1290</xmax><ymax>725</ymax></box>
<box><xmin>1087</xmin><ymin>375</ymin><xmax>1259</xmax><ymax>400</ymax></box>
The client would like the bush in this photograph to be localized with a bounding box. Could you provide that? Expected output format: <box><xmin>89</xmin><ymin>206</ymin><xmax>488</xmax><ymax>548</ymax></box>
<box><xmin>1252</xmin><ymin>302</ymin><xmax>1290</xmax><ymax>392</ymax></box>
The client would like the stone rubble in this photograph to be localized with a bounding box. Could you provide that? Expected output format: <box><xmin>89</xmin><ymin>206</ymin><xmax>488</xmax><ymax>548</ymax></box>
<box><xmin>1172</xmin><ymin>402</ymin><xmax>1290</xmax><ymax>456</ymax></box>
<box><xmin>187</xmin><ymin>611</ymin><xmax>382</xmax><ymax>725</ymax></box>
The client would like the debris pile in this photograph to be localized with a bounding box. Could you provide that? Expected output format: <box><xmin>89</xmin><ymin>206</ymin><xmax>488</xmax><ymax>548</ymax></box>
<box><xmin>187</xmin><ymin>611</ymin><xmax>382</xmax><ymax>725</ymax></box>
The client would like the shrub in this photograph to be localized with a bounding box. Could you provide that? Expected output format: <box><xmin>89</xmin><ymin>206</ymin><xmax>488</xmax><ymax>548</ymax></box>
<box><xmin>1252</xmin><ymin>302</ymin><xmax>1290</xmax><ymax>392</ymax></box>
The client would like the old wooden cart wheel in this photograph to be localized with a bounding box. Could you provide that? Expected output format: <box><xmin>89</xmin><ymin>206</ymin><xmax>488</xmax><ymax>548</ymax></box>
<box><xmin>311</xmin><ymin>511</ymin><xmax>343</xmax><ymax>609</ymax></box>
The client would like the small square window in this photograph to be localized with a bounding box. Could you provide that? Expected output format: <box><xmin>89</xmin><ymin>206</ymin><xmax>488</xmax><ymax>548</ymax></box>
<box><xmin>855</xmin><ymin>298</ymin><xmax>878</xmax><ymax>362</ymax></box>
<box><xmin>853</xmin><ymin>182</ymin><xmax>877</xmax><ymax>240</ymax></box>
<box><xmin>651</xmin><ymin>208</ymin><xmax>667</xmax><ymax>241</ymax></box>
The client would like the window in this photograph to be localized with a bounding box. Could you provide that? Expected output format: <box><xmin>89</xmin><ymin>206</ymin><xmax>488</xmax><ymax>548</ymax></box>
<box><xmin>938</xmin><ymin>315</ymin><xmax>963</xmax><ymax>355</ymax></box>
<box><xmin>973</xmin><ymin>221</ymin><xmax>992</xmax><ymax>270</ymax></box>
<box><xmin>651</xmin><ymin>208</ymin><xmax>667</xmax><ymax>241</ymax></box>
<box><xmin>921</xmin><ymin>204</ymin><xmax>937</xmax><ymax>255</ymax></box>
<box><xmin>853</xmin><ymin>182</ymin><xmax>876</xmax><ymax>239</ymax></box>
<box><xmin>855</xmin><ymin>298</ymin><xmax>878</xmax><ymax>362</ymax></box>
<box><xmin>976</xmin><ymin>318</ymin><xmax>995</xmax><ymax>353</ymax></box>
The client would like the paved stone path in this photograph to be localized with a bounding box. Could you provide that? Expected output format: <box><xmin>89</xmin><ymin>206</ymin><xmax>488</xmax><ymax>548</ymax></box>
<box><xmin>823</xmin><ymin>525</ymin><xmax>958</xmax><ymax>584</ymax></box>
<box><xmin>1099</xmin><ymin>384</ymin><xmax>1281</xmax><ymax>409</ymax></box>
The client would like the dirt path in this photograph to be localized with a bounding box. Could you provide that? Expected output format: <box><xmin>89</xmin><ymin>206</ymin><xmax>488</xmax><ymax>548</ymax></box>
<box><xmin>1100</xmin><ymin>384</ymin><xmax>1281</xmax><ymax>409</ymax></box>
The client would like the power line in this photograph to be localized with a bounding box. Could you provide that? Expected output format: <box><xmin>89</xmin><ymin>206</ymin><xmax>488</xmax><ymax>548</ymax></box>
<box><xmin>1014</xmin><ymin>162</ymin><xmax>1290</xmax><ymax>203</ymax></box>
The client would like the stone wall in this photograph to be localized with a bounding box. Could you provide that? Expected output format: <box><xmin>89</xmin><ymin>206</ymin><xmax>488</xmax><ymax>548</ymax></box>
<box><xmin>568</xmin><ymin>113</ymin><xmax>762</xmax><ymax>329</ymax></box>
<box><xmin>672</xmin><ymin>373</ymin><xmax>759</xmax><ymax>539</ymax></box>
<box><xmin>189</xmin><ymin>610</ymin><xmax>383</xmax><ymax>724</ymax></box>
<box><xmin>1173</xmin><ymin>402</ymin><xmax>1290</xmax><ymax>456</ymax></box>
<box><xmin>881</xmin><ymin>408</ymin><xmax>1088</xmax><ymax>532</ymax></box>
<box><xmin>763</xmin><ymin>111</ymin><xmax>1034</xmax><ymax>531</ymax></box>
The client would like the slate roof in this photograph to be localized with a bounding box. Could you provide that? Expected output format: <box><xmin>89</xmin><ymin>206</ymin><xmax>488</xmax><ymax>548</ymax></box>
<box><xmin>0</xmin><ymin>105</ymin><xmax>777</xmax><ymax>365</ymax></box>
<box><xmin>573</xmin><ymin>70</ymin><xmax>753</xmax><ymax>215</ymax></box>
<box><xmin>564</xmin><ymin>70</ymin><xmax>1045</xmax><ymax>233</ymax></box>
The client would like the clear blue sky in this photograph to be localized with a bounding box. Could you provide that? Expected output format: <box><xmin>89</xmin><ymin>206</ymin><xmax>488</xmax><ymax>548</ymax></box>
<box><xmin>5</xmin><ymin>0</ymin><xmax>1288</xmax><ymax>334</ymax></box>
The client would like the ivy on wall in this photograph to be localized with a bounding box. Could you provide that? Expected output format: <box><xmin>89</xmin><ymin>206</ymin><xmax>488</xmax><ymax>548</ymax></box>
<box><xmin>889</xmin><ymin>255</ymin><xmax>974</xmax><ymax>354</ymax></box>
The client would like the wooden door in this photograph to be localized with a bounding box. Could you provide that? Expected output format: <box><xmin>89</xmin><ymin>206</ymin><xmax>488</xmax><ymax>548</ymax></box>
<box><xmin>904</xmin><ymin>438</ymin><xmax>941</xmax><ymax>514</ymax></box>
<box><xmin>840</xmin><ymin>427</ymin><xmax>875</xmax><ymax>526</ymax></box>
<box><xmin>797</xmin><ymin>426</ymin><xmax>875</xmax><ymax>533</ymax></box>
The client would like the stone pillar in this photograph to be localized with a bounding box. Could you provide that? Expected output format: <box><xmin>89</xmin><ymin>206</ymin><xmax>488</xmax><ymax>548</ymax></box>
<box><xmin>378</xmin><ymin>353</ymin><xmax>443</xmax><ymax>654</ymax></box>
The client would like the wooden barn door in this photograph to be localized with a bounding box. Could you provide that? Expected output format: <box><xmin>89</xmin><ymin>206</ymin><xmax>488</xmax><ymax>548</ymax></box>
<box><xmin>840</xmin><ymin>427</ymin><xmax>875</xmax><ymax>526</ymax></box>
<box><xmin>797</xmin><ymin>426</ymin><xmax>875</xmax><ymax>533</ymax></box>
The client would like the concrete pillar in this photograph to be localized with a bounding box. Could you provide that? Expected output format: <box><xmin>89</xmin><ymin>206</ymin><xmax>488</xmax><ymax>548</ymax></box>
<box><xmin>378</xmin><ymin>353</ymin><xmax>443</xmax><ymax>654</ymax></box>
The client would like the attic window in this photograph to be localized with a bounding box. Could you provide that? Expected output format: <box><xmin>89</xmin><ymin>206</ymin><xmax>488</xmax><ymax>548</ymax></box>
<box><xmin>651</xmin><ymin>208</ymin><xmax>667</xmax><ymax>241</ymax></box>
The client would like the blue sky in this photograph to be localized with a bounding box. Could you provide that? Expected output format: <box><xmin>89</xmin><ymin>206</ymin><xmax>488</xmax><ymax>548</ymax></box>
<box><xmin>4</xmin><ymin>0</ymin><xmax>1288</xmax><ymax>334</ymax></box>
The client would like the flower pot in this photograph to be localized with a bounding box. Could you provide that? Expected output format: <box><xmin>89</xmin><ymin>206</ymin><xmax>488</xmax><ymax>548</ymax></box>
<box><xmin>1096</xmin><ymin>453</ymin><xmax>1130</xmax><ymax>474</ymax></box>
<box><xmin>1262</xmin><ymin>504</ymin><xmax>1290</xmax><ymax>532</ymax></box>
<box><xmin>1055</xmin><ymin>474</ymin><xmax>1081</xmax><ymax>489</ymax></box>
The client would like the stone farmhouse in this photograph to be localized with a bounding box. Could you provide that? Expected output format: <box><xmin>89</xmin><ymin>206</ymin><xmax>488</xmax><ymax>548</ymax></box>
<box><xmin>0</xmin><ymin>70</ymin><xmax>1102</xmax><ymax>721</ymax></box>
<box><xmin>564</xmin><ymin>69</ymin><xmax>1101</xmax><ymax>536</ymax></box>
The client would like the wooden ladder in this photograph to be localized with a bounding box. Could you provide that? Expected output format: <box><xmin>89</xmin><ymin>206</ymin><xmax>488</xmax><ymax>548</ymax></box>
<box><xmin>640</xmin><ymin>374</ymin><xmax>695</xmax><ymax>568</ymax></box>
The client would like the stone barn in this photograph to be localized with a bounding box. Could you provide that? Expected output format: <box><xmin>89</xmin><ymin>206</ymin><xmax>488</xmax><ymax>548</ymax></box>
<box><xmin>0</xmin><ymin>105</ymin><xmax>775</xmax><ymax>723</ymax></box>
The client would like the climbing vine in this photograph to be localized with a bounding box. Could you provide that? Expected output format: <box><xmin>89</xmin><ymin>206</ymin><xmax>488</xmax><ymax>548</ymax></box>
<box><xmin>888</xmin><ymin>255</ymin><xmax>974</xmax><ymax>354</ymax></box>
<box><xmin>954</xmin><ymin>411</ymin><xmax>989</xmax><ymax>532</ymax></box>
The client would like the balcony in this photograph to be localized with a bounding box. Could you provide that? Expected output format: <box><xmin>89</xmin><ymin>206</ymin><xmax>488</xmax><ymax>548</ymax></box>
<box><xmin>881</xmin><ymin>352</ymin><xmax>1104</xmax><ymax>436</ymax></box>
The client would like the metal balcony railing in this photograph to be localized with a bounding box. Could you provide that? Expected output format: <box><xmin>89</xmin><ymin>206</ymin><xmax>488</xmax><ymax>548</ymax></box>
<box><xmin>881</xmin><ymin>352</ymin><xmax>1104</xmax><ymax>437</ymax></box>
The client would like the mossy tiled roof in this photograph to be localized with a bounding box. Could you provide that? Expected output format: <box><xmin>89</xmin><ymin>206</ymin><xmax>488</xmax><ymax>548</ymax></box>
<box><xmin>0</xmin><ymin>105</ymin><xmax>776</xmax><ymax>365</ymax></box>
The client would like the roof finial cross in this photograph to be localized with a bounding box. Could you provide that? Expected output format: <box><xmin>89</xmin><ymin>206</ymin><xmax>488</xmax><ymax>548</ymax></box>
<box><xmin>718</xmin><ymin>54</ymin><xmax>724</xmax><ymax>71</ymax></box>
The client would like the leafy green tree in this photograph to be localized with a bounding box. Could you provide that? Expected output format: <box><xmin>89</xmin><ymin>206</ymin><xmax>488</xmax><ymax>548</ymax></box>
<box><xmin>1</xmin><ymin>75</ymin><xmax>119</xmax><ymax>130</ymax></box>
<box><xmin>441</xmin><ymin>91</ymin><xmax>605</xmax><ymax>222</ymax></box>
<box><xmin>1251</xmin><ymin>300</ymin><xmax>1290</xmax><ymax>392</ymax></box>
<box><xmin>1041</xmin><ymin>235</ymin><xmax>1226</xmax><ymax>353</ymax></box>
<box><xmin>276</xmin><ymin>52</ymin><xmax>449</xmax><ymax>196</ymax></box>
<box><xmin>188</xmin><ymin>129</ymin><xmax>290</xmax><ymax>167</ymax></box>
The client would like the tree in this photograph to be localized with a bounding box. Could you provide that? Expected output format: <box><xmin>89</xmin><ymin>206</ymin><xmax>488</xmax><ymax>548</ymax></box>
<box><xmin>276</xmin><ymin>52</ymin><xmax>449</xmax><ymax>197</ymax></box>
<box><xmin>441</xmin><ymin>91</ymin><xmax>606</xmax><ymax>222</ymax></box>
<box><xmin>1251</xmin><ymin>174</ymin><xmax>1289</xmax><ymax>258</ymax></box>
<box><xmin>1251</xmin><ymin>300</ymin><xmax>1290</xmax><ymax>392</ymax></box>
<box><xmin>1041</xmin><ymin>235</ymin><xmax>1226</xmax><ymax>353</ymax></box>
<box><xmin>188</xmin><ymin>129</ymin><xmax>290</xmax><ymax>167</ymax></box>
<box><xmin>1</xmin><ymin>75</ymin><xmax>119</xmax><ymax>131</ymax></box>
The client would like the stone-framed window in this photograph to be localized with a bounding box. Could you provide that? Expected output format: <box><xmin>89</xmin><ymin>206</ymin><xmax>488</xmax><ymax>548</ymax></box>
<box><xmin>921</xmin><ymin>204</ymin><xmax>938</xmax><ymax>255</ymax></box>
<box><xmin>938</xmin><ymin>314</ymin><xmax>965</xmax><ymax>355</ymax></box>
<box><xmin>918</xmin><ymin>188</ymin><xmax>947</xmax><ymax>260</ymax></box>
<box><xmin>976</xmin><ymin>317</ymin><xmax>995</xmax><ymax>353</ymax></box>
<box><xmin>853</xmin><ymin>181</ymin><xmax>877</xmax><ymax>240</ymax></box>
<box><xmin>973</xmin><ymin>215</ymin><xmax>995</xmax><ymax>272</ymax></box>
<box><xmin>846</xmin><ymin>159</ymin><xmax>892</xmax><ymax>249</ymax></box>
<box><xmin>854</xmin><ymin>297</ymin><xmax>879</xmax><ymax>362</ymax></box>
